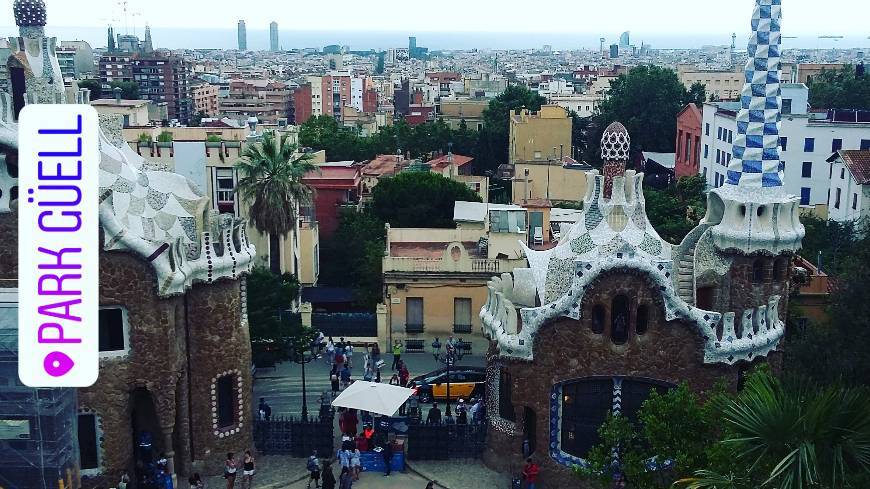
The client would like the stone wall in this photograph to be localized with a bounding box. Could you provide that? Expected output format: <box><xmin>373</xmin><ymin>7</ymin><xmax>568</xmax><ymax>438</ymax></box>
<box><xmin>485</xmin><ymin>271</ymin><xmax>740</xmax><ymax>488</ymax></box>
<box><xmin>0</xmin><ymin>209</ymin><xmax>17</xmax><ymax>281</ymax></box>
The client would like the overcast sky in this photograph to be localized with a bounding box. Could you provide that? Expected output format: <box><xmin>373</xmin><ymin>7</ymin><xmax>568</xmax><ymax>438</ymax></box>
<box><xmin>1</xmin><ymin>0</ymin><xmax>867</xmax><ymax>35</ymax></box>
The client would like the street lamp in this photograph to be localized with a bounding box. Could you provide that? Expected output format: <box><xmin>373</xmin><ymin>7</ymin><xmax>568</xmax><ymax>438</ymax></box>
<box><xmin>435</xmin><ymin>340</ymin><xmax>466</xmax><ymax>418</ymax></box>
<box><xmin>291</xmin><ymin>345</ymin><xmax>315</xmax><ymax>420</ymax></box>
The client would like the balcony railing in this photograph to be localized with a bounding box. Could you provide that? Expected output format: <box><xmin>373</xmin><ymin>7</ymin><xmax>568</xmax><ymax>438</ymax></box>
<box><xmin>384</xmin><ymin>256</ymin><xmax>504</xmax><ymax>274</ymax></box>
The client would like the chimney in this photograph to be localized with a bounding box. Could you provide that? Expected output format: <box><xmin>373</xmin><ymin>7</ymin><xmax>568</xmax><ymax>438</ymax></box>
<box><xmin>113</xmin><ymin>86</ymin><xmax>122</xmax><ymax>103</ymax></box>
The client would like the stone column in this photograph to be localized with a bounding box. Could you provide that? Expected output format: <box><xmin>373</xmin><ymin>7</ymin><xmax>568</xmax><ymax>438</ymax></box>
<box><xmin>301</xmin><ymin>302</ymin><xmax>313</xmax><ymax>328</ymax></box>
<box><xmin>160</xmin><ymin>423</ymin><xmax>178</xmax><ymax>488</ymax></box>
<box><xmin>376</xmin><ymin>303</ymin><xmax>388</xmax><ymax>351</ymax></box>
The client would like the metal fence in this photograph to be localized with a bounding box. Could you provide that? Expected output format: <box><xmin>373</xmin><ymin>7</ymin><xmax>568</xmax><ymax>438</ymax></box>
<box><xmin>406</xmin><ymin>422</ymin><xmax>487</xmax><ymax>460</ymax></box>
<box><xmin>253</xmin><ymin>415</ymin><xmax>334</xmax><ymax>457</ymax></box>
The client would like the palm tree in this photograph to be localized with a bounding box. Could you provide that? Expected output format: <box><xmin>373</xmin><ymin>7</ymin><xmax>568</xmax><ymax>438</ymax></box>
<box><xmin>235</xmin><ymin>130</ymin><xmax>318</xmax><ymax>238</ymax></box>
<box><xmin>674</xmin><ymin>372</ymin><xmax>870</xmax><ymax>489</ymax></box>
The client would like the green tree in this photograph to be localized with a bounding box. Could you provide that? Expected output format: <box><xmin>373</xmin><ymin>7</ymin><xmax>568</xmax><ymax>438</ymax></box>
<box><xmin>588</xmin><ymin>66</ymin><xmax>701</xmax><ymax>164</ymax></box>
<box><xmin>686</xmin><ymin>82</ymin><xmax>707</xmax><ymax>107</ymax></box>
<box><xmin>78</xmin><ymin>79</ymin><xmax>102</xmax><ymax>99</ymax></box>
<box><xmin>807</xmin><ymin>65</ymin><xmax>870</xmax><ymax>110</ymax></box>
<box><xmin>318</xmin><ymin>208</ymin><xmax>386</xmax><ymax>308</ymax></box>
<box><xmin>476</xmin><ymin>85</ymin><xmax>546</xmax><ymax>174</ymax></box>
<box><xmin>245</xmin><ymin>266</ymin><xmax>309</xmax><ymax>366</ymax></box>
<box><xmin>676</xmin><ymin>371</ymin><xmax>870</xmax><ymax>489</ymax></box>
<box><xmin>189</xmin><ymin>110</ymin><xmax>206</xmax><ymax>127</ymax></box>
<box><xmin>575</xmin><ymin>383</ymin><xmax>725</xmax><ymax>489</ymax></box>
<box><xmin>569</xmin><ymin>111</ymin><xmax>592</xmax><ymax>159</ymax></box>
<box><xmin>235</xmin><ymin>131</ymin><xmax>318</xmax><ymax>237</ymax></box>
<box><xmin>643</xmin><ymin>175</ymin><xmax>707</xmax><ymax>244</ymax></box>
<box><xmin>109</xmin><ymin>80</ymin><xmax>140</xmax><ymax>100</ymax></box>
<box><xmin>370</xmin><ymin>171</ymin><xmax>481</xmax><ymax>228</ymax></box>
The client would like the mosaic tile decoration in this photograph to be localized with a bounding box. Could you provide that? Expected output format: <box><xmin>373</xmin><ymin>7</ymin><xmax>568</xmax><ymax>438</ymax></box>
<box><xmin>726</xmin><ymin>0</ymin><xmax>783</xmax><ymax>188</ymax></box>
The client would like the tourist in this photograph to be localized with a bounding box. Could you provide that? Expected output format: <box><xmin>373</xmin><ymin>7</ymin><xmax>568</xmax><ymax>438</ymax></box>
<box><xmin>335</xmin><ymin>349</ymin><xmax>345</xmax><ymax>370</ymax></box>
<box><xmin>338</xmin><ymin>447</ymin><xmax>352</xmax><ymax>475</ymax></box>
<box><xmin>160</xmin><ymin>465</ymin><xmax>174</xmax><ymax>489</ymax></box>
<box><xmin>258</xmin><ymin>397</ymin><xmax>272</xmax><ymax>421</ymax></box>
<box><xmin>371</xmin><ymin>342</ymin><xmax>381</xmax><ymax>364</ymax></box>
<box><xmin>330</xmin><ymin>365</ymin><xmax>340</xmax><ymax>396</ymax></box>
<box><xmin>391</xmin><ymin>340</ymin><xmax>402</xmax><ymax>370</ymax></box>
<box><xmin>339</xmin><ymin>467</ymin><xmax>353</xmax><ymax>489</ymax></box>
<box><xmin>325</xmin><ymin>337</ymin><xmax>335</xmax><ymax>365</ymax></box>
<box><xmin>381</xmin><ymin>437</ymin><xmax>394</xmax><ymax>477</ymax></box>
<box><xmin>341</xmin><ymin>408</ymin><xmax>359</xmax><ymax>438</ymax></box>
<box><xmin>340</xmin><ymin>364</ymin><xmax>352</xmax><ymax>389</ymax></box>
<box><xmin>522</xmin><ymin>458</ymin><xmax>539</xmax><ymax>489</ymax></box>
<box><xmin>427</xmin><ymin>402</ymin><xmax>442</xmax><ymax>424</ymax></box>
<box><xmin>470</xmin><ymin>398</ymin><xmax>484</xmax><ymax>424</ymax></box>
<box><xmin>223</xmin><ymin>453</ymin><xmax>237</xmax><ymax>489</ymax></box>
<box><xmin>388</xmin><ymin>373</ymin><xmax>400</xmax><ymax>386</ymax></box>
<box><xmin>241</xmin><ymin>450</ymin><xmax>255</xmax><ymax>489</ymax></box>
<box><xmin>320</xmin><ymin>460</ymin><xmax>334</xmax><ymax>489</ymax></box>
<box><xmin>350</xmin><ymin>447</ymin><xmax>361</xmax><ymax>481</ymax></box>
<box><xmin>398</xmin><ymin>361</ymin><xmax>410</xmax><ymax>387</ymax></box>
<box><xmin>117</xmin><ymin>471</ymin><xmax>130</xmax><ymax>489</ymax></box>
<box><xmin>375</xmin><ymin>366</ymin><xmax>382</xmax><ymax>383</ymax></box>
<box><xmin>426</xmin><ymin>482</ymin><xmax>436</xmax><ymax>489</ymax></box>
<box><xmin>456</xmin><ymin>398</ymin><xmax>468</xmax><ymax>424</ymax></box>
<box><xmin>431</xmin><ymin>337</ymin><xmax>441</xmax><ymax>358</ymax></box>
<box><xmin>345</xmin><ymin>343</ymin><xmax>354</xmax><ymax>369</ymax></box>
<box><xmin>307</xmin><ymin>451</ymin><xmax>321</xmax><ymax>489</ymax></box>
<box><xmin>188</xmin><ymin>473</ymin><xmax>204</xmax><ymax>489</ymax></box>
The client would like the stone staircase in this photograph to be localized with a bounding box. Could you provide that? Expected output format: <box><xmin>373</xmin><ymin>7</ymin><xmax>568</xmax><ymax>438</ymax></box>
<box><xmin>676</xmin><ymin>244</ymin><xmax>696</xmax><ymax>305</ymax></box>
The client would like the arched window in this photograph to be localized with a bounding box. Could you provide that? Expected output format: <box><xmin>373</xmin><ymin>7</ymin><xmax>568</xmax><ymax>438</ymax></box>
<box><xmin>752</xmin><ymin>259</ymin><xmax>765</xmax><ymax>283</ymax></box>
<box><xmin>636</xmin><ymin>305</ymin><xmax>649</xmax><ymax>335</ymax></box>
<box><xmin>611</xmin><ymin>295</ymin><xmax>629</xmax><ymax>344</ymax></box>
<box><xmin>591</xmin><ymin>304</ymin><xmax>605</xmax><ymax>334</ymax></box>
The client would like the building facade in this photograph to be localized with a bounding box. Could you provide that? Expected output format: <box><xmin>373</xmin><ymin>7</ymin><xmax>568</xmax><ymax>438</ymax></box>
<box><xmin>191</xmin><ymin>82</ymin><xmax>219</xmax><ymax>117</ymax></box>
<box><xmin>675</xmin><ymin>103</ymin><xmax>702</xmax><ymax>178</ymax></box>
<box><xmin>826</xmin><ymin>150</ymin><xmax>870</xmax><ymax>223</ymax></box>
<box><xmin>237</xmin><ymin>20</ymin><xmax>247</xmax><ymax>51</ymax></box>
<box><xmin>509</xmin><ymin>105</ymin><xmax>572</xmax><ymax>165</ymax></box>
<box><xmin>269</xmin><ymin>21</ymin><xmax>279</xmax><ymax>52</ymax></box>
<box><xmin>480</xmin><ymin>2</ymin><xmax>805</xmax><ymax>486</ymax></box>
<box><xmin>219</xmin><ymin>79</ymin><xmax>292</xmax><ymax>124</ymax></box>
<box><xmin>700</xmin><ymin>84</ymin><xmax>870</xmax><ymax>209</ymax></box>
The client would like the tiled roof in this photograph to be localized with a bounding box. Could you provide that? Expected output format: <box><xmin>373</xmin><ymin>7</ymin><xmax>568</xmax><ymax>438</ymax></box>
<box><xmin>426</xmin><ymin>154</ymin><xmax>473</xmax><ymax>171</ymax></box>
<box><xmin>839</xmin><ymin>150</ymin><xmax>870</xmax><ymax>185</ymax></box>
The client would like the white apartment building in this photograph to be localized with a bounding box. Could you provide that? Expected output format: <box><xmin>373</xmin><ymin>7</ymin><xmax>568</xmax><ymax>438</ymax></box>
<box><xmin>548</xmin><ymin>94</ymin><xmax>599</xmax><ymax>118</ymax></box>
<box><xmin>700</xmin><ymin>84</ymin><xmax>870</xmax><ymax>209</ymax></box>
<box><xmin>308</xmin><ymin>75</ymin><xmax>323</xmax><ymax>117</ymax></box>
<box><xmin>826</xmin><ymin>150</ymin><xmax>870</xmax><ymax>223</ymax></box>
<box><xmin>537</xmin><ymin>78</ymin><xmax>574</xmax><ymax>96</ymax></box>
<box><xmin>351</xmin><ymin>77</ymin><xmax>363</xmax><ymax>111</ymax></box>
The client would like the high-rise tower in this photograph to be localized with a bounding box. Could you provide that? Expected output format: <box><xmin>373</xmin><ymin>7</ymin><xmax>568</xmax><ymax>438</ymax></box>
<box><xmin>237</xmin><ymin>20</ymin><xmax>247</xmax><ymax>51</ymax></box>
<box><xmin>143</xmin><ymin>23</ymin><xmax>153</xmax><ymax>53</ymax></box>
<box><xmin>270</xmin><ymin>21</ymin><xmax>279</xmax><ymax>51</ymax></box>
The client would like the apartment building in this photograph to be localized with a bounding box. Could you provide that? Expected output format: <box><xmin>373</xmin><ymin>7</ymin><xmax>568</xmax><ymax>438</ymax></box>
<box><xmin>700</xmin><ymin>84</ymin><xmax>870</xmax><ymax>210</ymax></box>
<box><xmin>675</xmin><ymin>103</ymin><xmax>703</xmax><ymax>178</ymax></box>
<box><xmin>547</xmin><ymin>93</ymin><xmax>598</xmax><ymax>118</ymax></box>
<box><xmin>191</xmin><ymin>81</ymin><xmax>219</xmax><ymax>116</ymax></box>
<box><xmin>219</xmin><ymin>79</ymin><xmax>292</xmax><ymax>124</ymax></box>
<box><xmin>509</xmin><ymin>105</ymin><xmax>572</xmax><ymax>164</ymax></box>
<box><xmin>826</xmin><ymin>150</ymin><xmax>870</xmax><ymax>224</ymax></box>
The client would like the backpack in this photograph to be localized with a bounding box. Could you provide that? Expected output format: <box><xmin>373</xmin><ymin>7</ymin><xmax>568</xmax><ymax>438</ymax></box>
<box><xmin>307</xmin><ymin>457</ymin><xmax>319</xmax><ymax>472</ymax></box>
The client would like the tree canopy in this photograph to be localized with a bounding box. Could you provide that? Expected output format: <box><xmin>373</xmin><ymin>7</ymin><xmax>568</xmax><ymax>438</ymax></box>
<box><xmin>370</xmin><ymin>171</ymin><xmax>481</xmax><ymax>228</ymax></box>
<box><xmin>109</xmin><ymin>80</ymin><xmax>140</xmax><ymax>100</ymax></box>
<box><xmin>78</xmin><ymin>79</ymin><xmax>102</xmax><ymax>99</ymax></box>
<box><xmin>643</xmin><ymin>175</ymin><xmax>707</xmax><ymax>244</ymax></box>
<box><xmin>807</xmin><ymin>65</ymin><xmax>870</xmax><ymax>110</ymax></box>
<box><xmin>245</xmin><ymin>266</ymin><xmax>309</xmax><ymax>366</ymax></box>
<box><xmin>475</xmin><ymin>85</ymin><xmax>546</xmax><ymax>174</ymax></box>
<box><xmin>317</xmin><ymin>208</ymin><xmax>386</xmax><ymax>308</ymax></box>
<box><xmin>588</xmin><ymin>66</ymin><xmax>705</xmax><ymax>164</ymax></box>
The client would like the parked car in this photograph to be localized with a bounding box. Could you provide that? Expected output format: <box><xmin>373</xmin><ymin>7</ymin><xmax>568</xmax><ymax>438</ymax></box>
<box><xmin>408</xmin><ymin>366</ymin><xmax>486</xmax><ymax>403</ymax></box>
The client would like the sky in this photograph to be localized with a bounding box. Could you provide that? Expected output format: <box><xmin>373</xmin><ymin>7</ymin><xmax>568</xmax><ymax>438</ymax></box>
<box><xmin>0</xmin><ymin>0</ymin><xmax>867</xmax><ymax>50</ymax></box>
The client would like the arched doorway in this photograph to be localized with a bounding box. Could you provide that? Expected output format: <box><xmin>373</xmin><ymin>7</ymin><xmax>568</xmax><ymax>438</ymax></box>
<box><xmin>131</xmin><ymin>387</ymin><xmax>163</xmax><ymax>487</ymax></box>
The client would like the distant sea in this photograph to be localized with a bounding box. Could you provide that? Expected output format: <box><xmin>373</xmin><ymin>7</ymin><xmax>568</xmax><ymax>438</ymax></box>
<box><xmin>2</xmin><ymin>26</ymin><xmax>868</xmax><ymax>52</ymax></box>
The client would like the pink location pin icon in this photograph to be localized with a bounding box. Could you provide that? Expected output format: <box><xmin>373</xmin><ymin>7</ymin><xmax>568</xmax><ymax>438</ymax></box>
<box><xmin>44</xmin><ymin>351</ymin><xmax>75</xmax><ymax>377</ymax></box>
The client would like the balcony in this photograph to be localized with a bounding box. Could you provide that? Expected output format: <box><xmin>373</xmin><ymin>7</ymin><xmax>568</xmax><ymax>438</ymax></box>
<box><xmin>383</xmin><ymin>256</ymin><xmax>504</xmax><ymax>274</ymax></box>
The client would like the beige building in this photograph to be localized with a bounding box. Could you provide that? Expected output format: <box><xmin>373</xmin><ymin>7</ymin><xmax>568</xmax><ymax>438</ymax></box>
<box><xmin>383</xmin><ymin>202</ymin><xmax>528</xmax><ymax>344</ymax></box>
<box><xmin>786</xmin><ymin>63</ymin><xmax>844</xmax><ymax>85</ymax></box>
<box><xmin>548</xmin><ymin>93</ymin><xmax>599</xmax><ymax>118</ymax></box>
<box><xmin>438</xmin><ymin>98</ymin><xmax>488</xmax><ymax>130</ymax></box>
<box><xmin>219</xmin><ymin>79</ymin><xmax>292</xmax><ymax>124</ymax></box>
<box><xmin>509</xmin><ymin>105</ymin><xmax>572</xmax><ymax>164</ymax></box>
<box><xmin>191</xmin><ymin>82</ymin><xmax>219</xmax><ymax>116</ymax></box>
<box><xmin>511</xmin><ymin>159</ymin><xmax>589</xmax><ymax>206</ymax></box>
<box><xmin>91</xmin><ymin>98</ymin><xmax>151</xmax><ymax>127</ymax></box>
<box><xmin>678</xmin><ymin>64</ymin><xmax>796</xmax><ymax>101</ymax></box>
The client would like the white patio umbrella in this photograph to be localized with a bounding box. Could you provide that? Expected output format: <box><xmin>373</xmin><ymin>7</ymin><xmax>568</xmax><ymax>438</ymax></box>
<box><xmin>331</xmin><ymin>381</ymin><xmax>416</xmax><ymax>416</ymax></box>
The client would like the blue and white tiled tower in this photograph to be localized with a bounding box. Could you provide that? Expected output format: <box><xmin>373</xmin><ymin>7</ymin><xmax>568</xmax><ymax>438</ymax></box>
<box><xmin>706</xmin><ymin>0</ymin><xmax>804</xmax><ymax>255</ymax></box>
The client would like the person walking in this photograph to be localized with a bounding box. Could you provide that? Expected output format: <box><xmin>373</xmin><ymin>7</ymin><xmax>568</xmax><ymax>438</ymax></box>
<box><xmin>345</xmin><ymin>343</ymin><xmax>354</xmax><ymax>369</ymax></box>
<box><xmin>350</xmin><ymin>448</ymin><xmax>361</xmax><ymax>481</ymax></box>
<box><xmin>456</xmin><ymin>399</ymin><xmax>468</xmax><ymax>424</ymax></box>
<box><xmin>340</xmin><ymin>364</ymin><xmax>352</xmax><ymax>389</ymax></box>
<box><xmin>398</xmin><ymin>362</ymin><xmax>410</xmax><ymax>386</ymax></box>
<box><xmin>320</xmin><ymin>460</ymin><xmax>334</xmax><ymax>489</ymax></box>
<box><xmin>241</xmin><ymin>450</ymin><xmax>255</xmax><ymax>489</ymax></box>
<box><xmin>338</xmin><ymin>447</ymin><xmax>352</xmax><ymax>472</ymax></box>
<box><xmin>371</xmin><ymin>342</ymin><xmax>381</xmax><ymax>364</ymax></box>
<box><xmin>258</xmin><ymin>397</ymin><xmax>272</xmax><ymax>421</ymax></box>
<box><xmin>381</xmin><ymin>438</ymin><xmax>394</xmax><ymax>477</ymax></box>
<box><xmin>522</xmin><ymin>458</ymin><xmax>539</xmax><ymax>489</ymax></box>
<box><xmin>339</xmin><ymin>467</ymin><xmax>353</xmax><ymax>489</ymax></box>
<box><xmin>470</xmin><ymin>398</ymin><xmax>484</xmax><ymax>425</ymax></box>
<box><xmin>427</xmin><ymin>403</ymin><xmax>442</xmax><ymax>424</ymax></box>
<box><xmin>326</xmin><ymin>337</ymin><xmax>335</xmax><ymax>365</ymax></box>
<box><xmin>223</xmin><ymin>453</ymin><xmax>237</xmax><ymax>489</ymax></box>
<box><xmin>391</xmin><ymin>340</ymin><xmax>402</xmax><ymax>370</ymax></box>
<box><xmin>330</xmin><ymin>365</ymin><xmax>340</xmax><ymax>397</ymax></box>
<box><xmin>187</xmin><ymin>473</ymin><xmax>204</xmax><ymax>489</ymax></box>
<box><xmin>431</xmin><ymin>337</ymin><xmax>441</xmax><ymax>359</ymax></box>
<box><xmin>307</xmin><ymin>451</ymin><xmax>321</xmax><ymax>489</ymax></box>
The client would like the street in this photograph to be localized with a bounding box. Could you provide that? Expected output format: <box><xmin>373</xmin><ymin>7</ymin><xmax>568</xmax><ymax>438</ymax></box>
<box><xmin>254</xmin><ymin>351</ymin><xmax>486</xmax><ymax>418</ymax></box>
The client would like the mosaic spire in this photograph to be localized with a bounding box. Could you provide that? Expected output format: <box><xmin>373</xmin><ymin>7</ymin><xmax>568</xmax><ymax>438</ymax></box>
<box><xmin>600</xmin><ymin>121</ymin><xmax>630</xmax><ymax>198</ymax></box>
<box><xmin>726</xmin><ymin>0</ymin><xmax>783</xmax><ymax>188</ymax></box>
